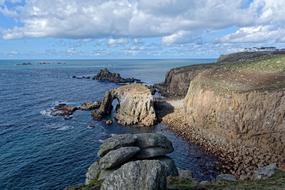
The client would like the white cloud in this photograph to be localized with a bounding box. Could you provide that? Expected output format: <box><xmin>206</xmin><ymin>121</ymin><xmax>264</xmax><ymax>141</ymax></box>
<box><xmin>108</xmin><ymin>38</ymin><xmax>128</xmax><ymax>47</ymax></box>
<box><xmin>1</xmin><ymin>0</ymin><xmax>285</xmax><ymax>45</ymax></box>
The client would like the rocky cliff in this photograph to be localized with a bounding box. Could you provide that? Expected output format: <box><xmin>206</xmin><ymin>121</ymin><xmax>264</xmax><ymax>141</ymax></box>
<box><xmin>165</xmin><ymin>54</ymin><xmax>285</xmax><ymax>177</ymax></box>
<box><xmin>155</xmin><ymin>51</ymin><xmax>285</xmax><ymax>98</ymax></box>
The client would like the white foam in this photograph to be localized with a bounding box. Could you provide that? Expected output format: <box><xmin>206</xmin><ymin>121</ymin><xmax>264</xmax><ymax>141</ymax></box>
<box><xmin>40</xmin><ymin>110</ymin><xmax>53</xmax><ymax>117</ymax></box>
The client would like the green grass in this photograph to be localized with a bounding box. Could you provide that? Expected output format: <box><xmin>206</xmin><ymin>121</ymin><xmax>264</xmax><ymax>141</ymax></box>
<box><xmin>65</xmin><ymin>179</ymin><xmax>102</xmax><ymax>190</ymax></box>
<box><xmin>168</xmin><ymin>170</ymin><xmax>285</xmax><ymax>190</ymax></box>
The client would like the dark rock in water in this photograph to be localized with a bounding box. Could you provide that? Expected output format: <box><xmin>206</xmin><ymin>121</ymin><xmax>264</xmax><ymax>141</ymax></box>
<box><xmin>94</xmin><ymin>68</ymin><xmax>141</xmax><ymax>84</ymax></box>
<box><xmin>50</xmin><ymin>103</ymin><xmax>78</xmax><ymax>117</ymax></box>
<box><xmin>97</xmin><ymin>134</ymin><xmax>137</xmax><ymax>157</ymax></box>
<box><xmin>17</xmin><ymin>62</ymin><xmax>32</xmax><ymax>66</ymax></box>
<box><xmin>99</xmin><ymin>147</ymin><xmax>140</xmax><ymax>169</ymax></box>
<box><xmin>79</xmin><ymin>101</ymin><xmax>100</xmax><ymax>110</ymax></box>
<box><xmin>101</xmin><ymin>160</ymin><xmax>167</xmax><ymax>190</ymax></box>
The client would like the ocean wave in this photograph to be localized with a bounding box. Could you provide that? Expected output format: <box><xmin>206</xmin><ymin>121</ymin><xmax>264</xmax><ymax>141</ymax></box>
<box><xmin>45</xmin><ymin>123</ymin><xmax>74</xmax><ymax>131</ymax></box>
<box><xmin>40</xmin><ymin>110</ymin><xmax>53</xmax><ymax>117</ymax></box>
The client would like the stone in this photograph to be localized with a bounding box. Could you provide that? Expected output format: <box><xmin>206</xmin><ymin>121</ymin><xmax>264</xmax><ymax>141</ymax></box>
<box><xmin>254</xmin><ymin>163</ymin><xmax>277</xmax><ymax>179</ymax></box>
<box><xmin>99</xmin><ymin>147</ymin><xmax>140</xmax><ymax>169</ymax></box>
<box><xmin>101</xmin><ymin>160</ymin><xmax>167</xmax><ymax>190</ymax></box>
<box><xmin>135</xmin><ymin>147</ymin><xmax>173</xmax><ymax>159</ymax></box>
<box><xmin>135</xmin><ymin>133</ymin><xmax>174</xmax><ymax>151</ymax></box>
<box><xmin>178</xmin><ymin>169</ymin><xmax>192</xmax><ymax>180</ymax></box>
<box><xmin>216</xmin><ymin>174</ymin><xmax>237</xmax><ymax>182</ymax></box>
<box><xmin>80</xmin><ymin>101</ymin><xmax>100</xmax><ymax>110</ymax></box>
<box><xmin>85</xmin><ymin>161</ymin><xmax>100</xmax><ymax>184</ymax></box>
<box><xmin>157</xmin><ymin>156</ymin><xmax>179</xmax><ymax>177</ymax></box>
<box><xmin>97</xmin><ymin>134</ymin><xmax>137</xmax><ymax>157</ymax></box>
<box><xmin>92</xmin><ymin>91</ymin><xmax>113</xmax><ymax>120</ymax></box>
<box><xmin>51</xmin><ymin>103</ymin><xmax>78</xmax><ymax>117</ymax></box>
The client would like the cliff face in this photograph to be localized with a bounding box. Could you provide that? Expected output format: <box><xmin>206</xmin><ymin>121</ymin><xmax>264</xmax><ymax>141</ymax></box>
<box><xmin>155</xmin><ymin>64</ymin><xmax>215</xmax><ymax>97</ymax></box>
<box><xmin>182</xmin><ymin>55</ymin><xmax>285</xmax><ymax>176</ymax></box>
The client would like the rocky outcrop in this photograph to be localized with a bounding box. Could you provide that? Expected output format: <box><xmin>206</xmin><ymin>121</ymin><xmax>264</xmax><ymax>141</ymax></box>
<box><xmin>92</xmin><ymin>84</ymin><xmax>156</xmax><ymax>127</ymax></box>
<box><xmin>95</xmin><ymin>68</ymin><xmax>142</xmax><ymax>84</ymax></box>
<box><xmin>72</xmin><ymin>68</ymin><xmax>141</xmax><ymax>84</ymax></box>
<box><xmin>50</xmin><ymin>103</ymin><xmax>78</xmax><ymax>118</ymax></box>
<box><xmin>85</xmin><ymin>133</ymin><xmax>178</xmax><ymax>189</ymax></box>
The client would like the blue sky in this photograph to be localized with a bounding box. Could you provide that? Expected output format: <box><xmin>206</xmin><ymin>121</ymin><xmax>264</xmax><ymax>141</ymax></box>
<box><xmin>0</xmin><ymin>0</ymin><xmax>285</xmax><ymax>59</ymax></box>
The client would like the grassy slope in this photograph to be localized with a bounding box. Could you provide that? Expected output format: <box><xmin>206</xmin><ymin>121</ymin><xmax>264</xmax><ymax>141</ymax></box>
<box><xmin>194</xmin><ymin>55</ymin><xmax>285</xmax><ymax>93</ymax></box>
<box><xmin>169</xmin><ymin>170</ymin><xmax>285</xmax><ymax>190</ymax></box>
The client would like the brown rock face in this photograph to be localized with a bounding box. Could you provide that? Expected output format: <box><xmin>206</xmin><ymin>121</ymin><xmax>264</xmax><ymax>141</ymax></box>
<box><xmin>181</xmin><ymin>55</ymin><xmax>285</xmax><ymax>176</ymax></box>
<box><xmin>92</xmin><ymin>84</ymin><xmax>156</xmax><ymax>127</ymax></box>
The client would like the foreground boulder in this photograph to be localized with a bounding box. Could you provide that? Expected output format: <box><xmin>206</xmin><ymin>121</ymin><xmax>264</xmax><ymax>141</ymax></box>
<box><xmin>101</xmin><ymin>160</ymin><xmax>167</xmax><ymax>190</ymax></box>
<box><xmin>92</xmin><ymin>84</ymin><xmax>157</xmax><ymax>127</ymax></box>
<box><xmin>85</xmin><ymin>133</ymin><xmax>178</xmax><ymax>189</ymax></box>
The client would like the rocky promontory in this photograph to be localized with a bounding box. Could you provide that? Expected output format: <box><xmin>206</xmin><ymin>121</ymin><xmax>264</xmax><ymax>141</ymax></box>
<box><xmin>162</xmin><ymin>53</ymin><xmax>285</xmax><ymax>178</ymax></box>
<box><xmin>92</xmin><ymin>84</ymin><xmax>156</xmax><ymax>127</ymax></box>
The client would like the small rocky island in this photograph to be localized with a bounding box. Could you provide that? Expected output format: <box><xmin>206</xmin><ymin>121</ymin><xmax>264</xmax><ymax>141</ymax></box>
<box><xmin>72</xmin><ymin>68</ymin><xmax>142</xmax><ymax>84</ymax></box>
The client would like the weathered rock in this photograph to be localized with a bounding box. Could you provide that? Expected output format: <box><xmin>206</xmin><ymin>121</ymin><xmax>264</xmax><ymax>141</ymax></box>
<box><xmin>51</xmin><ymin>103</ymin><xmax>78</xmax><ymax>117</ymax></box>
<box><xmin>80</xmin><ymin>101</ymin><xmax>100</xmax><ymax>110</ymax></box>
<box><xmin>216</xmin><ymin>174</ymin><xmax>237</xmax><ymax>182</ymax></box>
<box><xmin>157</xmin><ymin>156</ymin><xmax>179</xmax><ymax>177</ymax></box>
<box><xmin>135</xmin><ymin>133</ymin><xmax>174</xmax><ymax>150</ymax></box>
<box><xmin>101</xmin><ymin>160</ymin><xmax>167</xmax><ymax>190</ymax></box>
<box><xmin>99</xmin><ymin>147</ymin><xmax>140</xmax><ymax>169</ymax></box>
<box><xmin>254</xmin><ymin>163</ymin><xmax>277</xmax><ymax>179</ymax></box>
<box><xmin>94</xmin><ymin>68</ymin><xmax>141</xmax><ymax>84</ymax></box>
<box><xmin>93</xmin><ymin>84</ymin><xmax>157</xmax><ymax>126</ymax></box>
<box><xmin>97</xmin><ymin>134</ymin><xmax>137</xmax><ymax>157</ymax></box>
<box><xmin>85</xmin><ymin>161</ymin><xmax>100</xmax><ymax>184</ymax></box>
<box><xmin>135</xmin><ymin>147</ymin><xmax>173</xmax><ymax>159</ymax></box>
<box><xmin>113</xmin><ymin>84</ymin><xmax>157</xmax><ymax>126</ymax></box>
<box><xmin>92</xmin><ymin>91</ymin><xmax>113</xmax><ymax>120</ymax></box>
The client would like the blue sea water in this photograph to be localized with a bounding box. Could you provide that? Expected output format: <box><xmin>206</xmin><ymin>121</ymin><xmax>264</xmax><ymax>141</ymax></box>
<box><xmin>0</xmin><ymin>59</ymin><xmax>218</xmax><ymax>190</ymax></box>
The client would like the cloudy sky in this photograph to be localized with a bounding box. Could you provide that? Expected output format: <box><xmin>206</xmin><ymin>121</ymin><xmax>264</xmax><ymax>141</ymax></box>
<box><xmin>0</xmin><ymin>0</ymin><xmax>285</xmax><ymax>59</ymax></box>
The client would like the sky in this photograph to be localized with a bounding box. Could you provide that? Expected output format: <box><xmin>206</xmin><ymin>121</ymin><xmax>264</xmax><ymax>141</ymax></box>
<box><xmin>0</xmin><ymin>0</ymin><xmax>285</xmax><ymax>59</ymax></box>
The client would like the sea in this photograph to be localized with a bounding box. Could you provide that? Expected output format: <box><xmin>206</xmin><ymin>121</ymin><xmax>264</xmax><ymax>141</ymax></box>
<box><xmin>0</xmin><ymin>59</ymin><xmax>218</xmax><ymax>190</ymax></box>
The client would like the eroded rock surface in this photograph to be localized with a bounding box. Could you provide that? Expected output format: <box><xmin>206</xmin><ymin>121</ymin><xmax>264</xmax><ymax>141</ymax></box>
<box><xmin>85</xmin><ymin>133</ymin><xmax>177</xmax><ymax>189</ymax></box>
<box><xmin>92</xmin><ymin>84</ymin><xmax>157</xmax><ymax>127</ymax></box>
<box><xmin>95</xmin><ymin>68</ymin><xmax>141</xmax><ymax>84</ymax></box>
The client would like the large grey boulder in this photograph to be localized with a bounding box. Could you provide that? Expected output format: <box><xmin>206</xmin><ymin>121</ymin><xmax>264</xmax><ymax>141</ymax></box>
<box><xmin>136</xmin><ymin>147</ymin><xmax>173</xmax><ymax>159</ymax></box>
<box><xmin>97</xmin><ymin>134</ymin><xmax>137</xmax><ymax>157</ymax></box>
<box><xmin>99</xmin><ymin>147</ymin><xmax>140</xmax><ymax>169</ymax></box>
<box><xmin>101</xmin><ymin>160</ymin><xmax>167</xmax><ymax>190</ymax></box>
<box><xmin>135</xmin><ymin>133</ymin><xmax>174</xmax><ymax>150</ymax></box>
